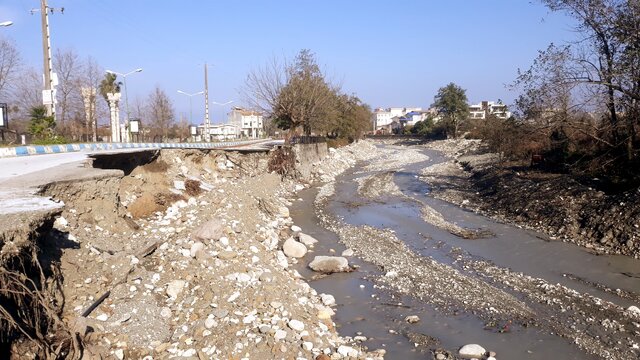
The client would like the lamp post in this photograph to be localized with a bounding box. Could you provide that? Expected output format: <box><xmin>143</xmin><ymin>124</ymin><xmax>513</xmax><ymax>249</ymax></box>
<box><xmin>177</xmin><ymin>90</ymin><xmax>204</xmax><ymax>128</ymax></box>
<box><xmin>105</xmin><ymin>68</ymin><xmax>142</xmax><ymax>142</ymax></box>
<box><xmin>0</xmin><ymin>21</ymin><xmax>13</xmax><ymax>27</ymax></box>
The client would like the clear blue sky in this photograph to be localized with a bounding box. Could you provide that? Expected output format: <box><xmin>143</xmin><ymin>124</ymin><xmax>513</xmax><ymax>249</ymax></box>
<box><xmin>1</xmin><ymin>0</ymin><xmax>576</xmax><ymax>124</ymax></box>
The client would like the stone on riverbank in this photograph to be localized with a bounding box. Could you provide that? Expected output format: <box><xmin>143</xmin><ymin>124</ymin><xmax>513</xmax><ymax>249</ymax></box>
<box><xmin>283</xmin><ymin>237</ymin><xmax>308</xmax><ymax>258</ymax></box>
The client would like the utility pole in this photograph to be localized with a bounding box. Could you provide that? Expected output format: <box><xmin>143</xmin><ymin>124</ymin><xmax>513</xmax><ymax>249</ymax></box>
<box><xmin>34</xmin><ymin>0</ymin><xmax>63</xmax><ymax>120</ymax></box>
<box><xmin>204</xmin><ymin>63</ymin><xmax>210</xmax><ymax>142</ymax></box>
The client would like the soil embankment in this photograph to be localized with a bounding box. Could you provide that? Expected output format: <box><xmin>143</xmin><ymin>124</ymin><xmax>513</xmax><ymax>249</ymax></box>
<box><xmin>0</xmin><ymin>145</ymin><xmax>382</xmax><ymax>359</ymax></box>
<box><xmin>421</xmin><ymin>140</ymin><xmax>640</xmax><ymax>259</ymax></box>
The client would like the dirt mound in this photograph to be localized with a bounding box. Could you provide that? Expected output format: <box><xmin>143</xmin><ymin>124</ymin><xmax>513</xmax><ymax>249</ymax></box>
<box><xmin>472</xmin><ymin>167</ymin><xmax>640</xmax><ymax>256</ymax></box>
<box><xmin>423</xmin><ymin>139</ymin><xmax>640</xmax><ymax>258</ymax></box>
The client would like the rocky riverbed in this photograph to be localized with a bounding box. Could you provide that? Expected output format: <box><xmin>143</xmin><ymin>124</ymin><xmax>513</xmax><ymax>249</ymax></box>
<box><xmin>308</xmin><ymin>139</ymin><xmax>640</xmax><ymax>360</ymax></box>
<box><xmin>4</xmin><ymin>138</ymin><xmax>640</xmax><ymax>360</ymax></box>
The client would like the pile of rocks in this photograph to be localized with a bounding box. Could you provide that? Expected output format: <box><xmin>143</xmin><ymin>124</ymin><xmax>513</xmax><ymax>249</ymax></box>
<box><xmin>49</xmin><ymin>148</ymin><xmax>379</xmax><ymax>359</ymax></box>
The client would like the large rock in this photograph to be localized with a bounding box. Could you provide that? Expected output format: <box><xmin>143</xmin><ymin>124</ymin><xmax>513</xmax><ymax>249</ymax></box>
<box><xmin>298</xmin><ymin>232</ymin><xmax>319</xmax><ymax>247</ymax></box>
<box><xmin>283</xmin><ymin>238</ymin><xmax>307</xmax><ymax>258</ymax></box>
<box><xmin>309</xmin><ymin>256</ymin><xmax>350</xmax><ymax>273</ymax></box>
<box><xmin>192</xmin><ymin>218</ymin><xmax>224</xmax><ymax>241</ymax></box>
<box><xmin>458</xmin><ymin>344</ymin><xmax>486</xmax><ymax>359</ymax></box>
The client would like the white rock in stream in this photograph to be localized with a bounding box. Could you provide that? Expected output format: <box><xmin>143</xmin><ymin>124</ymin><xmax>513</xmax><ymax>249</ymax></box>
<box><xmin>341</xmin><ymin>248</ymin><xmax>354</xmax><ymax>257</ymax></box>
<box><xmin>309</xmin><ymin>256</ymin><xmax>350</xmax><ymax>273</ymax></box>
<box><xmin>298</xmin><ymin>232</ymin><xmax>319</xmax><ymax>247</ymax></box>
<box><xmin>405</xmin><ymin>315</ymin><xmax>420</xmax><ymax>324</ymax></box>
<box><xmin>283</xmin><ymin>238</ymin><xmax>307</xmax><ymax>258</ymax></box>
<box><xmin>320</xmin><ymin>293</ymin><xmax>336</xmax><ymax>306</ymax></box>
<box><xmin>459</xmin><ymin>344</ymin><xmax>486</xmax><ymax>358</ymax></box>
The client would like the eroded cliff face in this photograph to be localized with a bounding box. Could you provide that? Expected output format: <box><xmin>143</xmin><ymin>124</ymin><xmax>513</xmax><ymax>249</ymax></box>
<box><xmin>2</xmin><ymin>145</ymin><xmax>385</xmax><ymax>360</ymax></box>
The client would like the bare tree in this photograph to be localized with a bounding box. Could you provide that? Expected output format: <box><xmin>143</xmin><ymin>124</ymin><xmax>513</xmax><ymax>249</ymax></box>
<box><xmin>146</xmin><ymin>86</ymin><xmax>175</xmax><ymax>142</ymax></box>
<box><xmin>243</xmin><ymin>49</ymin><xmax>336</xmax><ymax>136</ymax></box>
<box><xmin>0</xmin><ymin>36</ymin><xmax>21</xmax><ymax>100</ymax></box>
<box><xmin>534</xmin><ymin>0</ymin><xmax>640</xmax><ymax>159</ymax></box>
<box><xmin>53</xmin><ymin>48</ymin><xmax>84</xmax><ymax>139</ymax></box>
<box><xmin>10</xmin><ymin>68</ymin><xmax>42</xmax><ymax>118</ymax></box>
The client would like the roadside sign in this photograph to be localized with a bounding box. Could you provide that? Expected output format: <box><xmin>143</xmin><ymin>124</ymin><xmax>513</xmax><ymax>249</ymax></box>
<box><xmin>0</xmin><ymin>103</ymin><xmax>7</xmax><ymax>128</ymax></box>
<box><xmin>130</xmin><ymin>118</ymin><xmax>140</xmax><ymax>134</ymax></box>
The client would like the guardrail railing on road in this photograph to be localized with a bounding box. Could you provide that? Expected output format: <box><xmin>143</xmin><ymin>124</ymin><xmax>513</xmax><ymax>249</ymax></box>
<box><xmin>0</xmin><ymin>139</ymin><xmax>269</xmax><ymax>159</ymax></box>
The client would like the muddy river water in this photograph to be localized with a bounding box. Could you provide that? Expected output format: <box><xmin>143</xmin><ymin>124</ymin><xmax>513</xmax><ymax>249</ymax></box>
<box><xmin>292</xmin><ymin>145</ymin><xmax>640</xmax><ymax>359</ymax></box>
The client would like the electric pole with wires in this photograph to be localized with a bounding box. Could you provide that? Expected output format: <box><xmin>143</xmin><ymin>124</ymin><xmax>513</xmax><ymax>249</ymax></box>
<box><xmin>31</xmin><ymin>0</ymin><xmax>64</xmax><ymax>121</ymax></box>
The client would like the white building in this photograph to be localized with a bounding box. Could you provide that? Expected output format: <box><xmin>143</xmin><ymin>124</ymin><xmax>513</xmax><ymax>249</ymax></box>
<box><xmin>373</xmin><ymin>107</ymin><xmax>424</xmax><ymax>131</ymax></box>
<box><xmin>209</xmin><ymin>124</ymin><xmax>238</xmax><ymax>140</ymax></box>
<box><xmin>468</xmin><ymin>101</ymin><xmax>511</xmax><ymax>120</ymax></box>
<box><xmin>228</xmin><ymin>107</ymin><xmax>263</xmax><ymax>138</ymax></box>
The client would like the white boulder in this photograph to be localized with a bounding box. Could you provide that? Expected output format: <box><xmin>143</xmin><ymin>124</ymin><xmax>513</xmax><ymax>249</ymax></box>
<box><xmin>283</xmin><ymin>238</ymin><xmax>308</xmax><ymax>258</ymax></box>
<box><xmin>308</xmin><ymin>256</ymin><xmax>350</xmax><ymax>273</ymax></box>
<box><xmin>459</xmin><ymin>344</ymin><xmax>486</xmax><ymax>359</ymax></box>
<box><xmin>298</xmin><ymin>232</ymin><xmax>319</xmax><ymax>247</ymax></box>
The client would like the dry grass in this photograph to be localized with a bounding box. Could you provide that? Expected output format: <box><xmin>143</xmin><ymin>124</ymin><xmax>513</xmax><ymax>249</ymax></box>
<box><xmin>185</xmin><ymin>179</ymin><xmax>202</xmax><ymax>196</ymax></box>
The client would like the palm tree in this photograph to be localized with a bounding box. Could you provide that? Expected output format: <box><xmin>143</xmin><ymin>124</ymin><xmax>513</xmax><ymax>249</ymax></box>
<box><xmin>98</xmin><ymin>72</ymin><xmax>121</xmax><ymax>103</ymax></box>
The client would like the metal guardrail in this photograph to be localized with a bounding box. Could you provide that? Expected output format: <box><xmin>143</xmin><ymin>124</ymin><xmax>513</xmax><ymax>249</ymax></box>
<box><xmin>287</xmin><ymin>136</ymin><xmax>326</xmax><ymax>145</ymax></box>
<box><xmin>0</xmin><ymin>139</ymin><xmax>268</xmax><ymax>158</ymax></box>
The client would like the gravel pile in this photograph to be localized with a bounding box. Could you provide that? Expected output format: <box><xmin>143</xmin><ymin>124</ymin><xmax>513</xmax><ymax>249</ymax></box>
<box><xmin>46</xmin><ymin>148</ymin><xmax>380</xmax><ymax>360</ymax></box>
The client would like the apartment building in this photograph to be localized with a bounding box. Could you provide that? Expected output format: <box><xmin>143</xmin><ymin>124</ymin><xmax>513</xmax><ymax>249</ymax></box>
<box><xmin>228</xmin><ymin>107</ymin><xmax>264</xmax><ymax>138</ymax></box>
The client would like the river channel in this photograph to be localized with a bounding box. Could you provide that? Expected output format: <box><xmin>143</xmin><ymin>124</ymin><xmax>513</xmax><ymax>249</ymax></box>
<box><xmin>291</xmin><ymin>144</ymin><xmax>640</xmax><ymax>359</ymax></box>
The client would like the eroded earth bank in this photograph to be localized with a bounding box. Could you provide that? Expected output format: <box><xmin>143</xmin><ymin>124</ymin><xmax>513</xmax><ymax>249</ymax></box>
<box><xmin>2</xmin><ymin>139</ymin><xmax>640</xmax><ymax>360</ymax></box>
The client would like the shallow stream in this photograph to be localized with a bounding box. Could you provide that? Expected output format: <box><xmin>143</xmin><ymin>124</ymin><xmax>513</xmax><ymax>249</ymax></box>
<box><xmin>291</xmin><ymin>145</ymin><xmax>640</xmax><ymax>359</ymax></box>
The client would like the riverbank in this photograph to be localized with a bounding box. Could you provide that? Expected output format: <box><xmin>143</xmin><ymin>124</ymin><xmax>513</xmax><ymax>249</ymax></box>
<box><xmin>1</xmin><ymin>146</ymin><xmax>383</xmax><ymax>359</ymax></box>
<box><xmin>420</xmin><ymin>139</ymin><xmax>640</xmax><ymax>259</ymax></box>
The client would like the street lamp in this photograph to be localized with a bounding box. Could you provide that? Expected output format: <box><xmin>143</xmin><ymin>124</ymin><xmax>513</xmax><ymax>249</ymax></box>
<box><xmin>177</xmin><ymin>90</ymin><xmax>204</xmax><ymax>127</ymax></box>
<box><xmin>212</xmin><ymin>100</ymin><xmax>233</xmax><ymax>106</ymax></box>
<box><xmin>105</xmin><ymin>68</ymin><xmax>142</xmax><ymax>142</ymax></box>
<box><xmin>0</xmin><ymin>21</ymin><xmax>13</xmax><ymax>27</ymax></box>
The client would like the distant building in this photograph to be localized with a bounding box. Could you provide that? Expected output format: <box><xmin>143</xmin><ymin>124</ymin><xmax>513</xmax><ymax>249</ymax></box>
<box><xmin>372</xmin><ymin>107</ymin><xmax>424</xmax><ymax>132</ymax></box>
<box><xmin>209</xmin><ymin>124</ymin><xmax>238</xmax><ymax>140</ymax></box>
<box><xmin>228</xmin><ymin>107</ymin><xmax>264</xmax><ymax>138</ymax></box>
<box><xmin>468</xmin><ymin>101</ymin><xmax>511</xmax><ymax>120</ymax></box>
